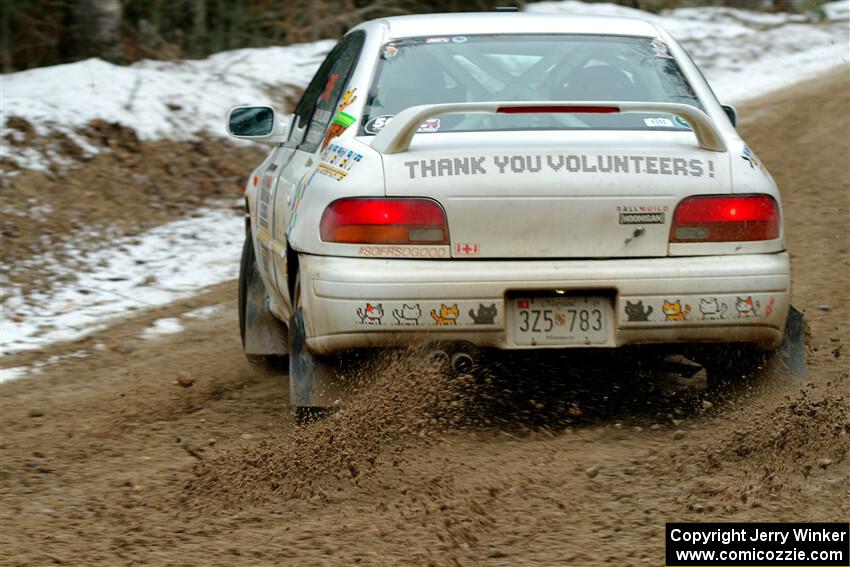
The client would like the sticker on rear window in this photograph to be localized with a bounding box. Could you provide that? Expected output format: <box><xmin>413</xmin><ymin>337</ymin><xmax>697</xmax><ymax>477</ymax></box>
<box><xmin>364</xmin><ymin>115</ymin><xmax>441</xmax><ymax>135</ymax></box>
<box><xmin>364</xmin><ymin>114</ymin><xmax>394</xmax><ymax>135</ymax></box>
<box><xmin>644</xmin><ymin>117</ymin><xmax>674</xmax><ymax>128</ymax></box>
<box><xmin>418</xmin><ymin>118</ymin><xmax>440</xmax><ymax>133</ymax></box>
<box><xmin>651</xmin><ymin>39</ymin><xmax>674</xmax><ymax>59</ymax></box>
<box><xmin>383</xmin><ymin>44</ymin><xmax>399</xmax><ymax>59</ymax></box>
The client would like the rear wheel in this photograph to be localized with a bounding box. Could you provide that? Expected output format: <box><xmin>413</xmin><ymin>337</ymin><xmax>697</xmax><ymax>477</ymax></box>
<box><xmin>701</xmin><ymin>345</ymin><xmax>770</xmax><ymax>394</ymax></box>
<box><xmin>238</xmin><ymin>235</ymin><xmax>287</xmax><ymax>369</ymax></box>
<box><xmin>701</xmin><ymin>308</ymin><xmax>807</xmax><ymax>396</ymax></box>
<box><xmin>288</xmin><ymin>270</ymin><xmax>344</xmax><ymax>420</ymax></box>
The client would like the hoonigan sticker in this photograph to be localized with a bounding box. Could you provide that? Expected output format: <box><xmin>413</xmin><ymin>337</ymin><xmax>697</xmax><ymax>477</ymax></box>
<box><xmin>619</xmin><ymin>212</ymin><xmax>665</xmax><ymax>224</ymax></box>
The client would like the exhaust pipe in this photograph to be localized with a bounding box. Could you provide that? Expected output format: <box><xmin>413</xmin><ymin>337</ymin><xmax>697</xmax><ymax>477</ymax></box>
<box><xmin>451</xmin><ymin>352</ymin><xmax>475</xmax><ymax>374</ymax></box>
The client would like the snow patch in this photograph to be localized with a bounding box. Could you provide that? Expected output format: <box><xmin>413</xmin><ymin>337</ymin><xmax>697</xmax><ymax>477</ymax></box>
<box><xmin>183</xmin><ymin>304</ymin><xmax>226</xmax><ymax>320</ymax></box>
<box><xmin>1</xmin><ymin>206</ymin><xmax>242</xmax><ymax>354</ymax></box>
<box><xmin>0</xmin><ymin>366</ymin><xmax>34</xmax><ymax>383</ymax></box>
<box><xmin>0</xmin><ymin>350</ymin><xmax>90</xmax><ymax>383</ymax></box>
<box><xmin>141</xmin><ymin>318</ymin><xmax>184</xmax><ymax>340</ymax></box>
<box><xmin>823</xmin><ymin>1</ymin><xmax>849</xmax><ymax>21</ymax></box>
<box><xmin>1</xmin><ymin>40</ymin><xmax>334</xmax><ymax>170</ymax></box>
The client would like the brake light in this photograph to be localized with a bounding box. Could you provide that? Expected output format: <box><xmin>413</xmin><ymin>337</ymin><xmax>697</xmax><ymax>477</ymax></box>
<box><xmin>320</xmin><ymin>198</ymin><xmax>449</xmax><ymax>244</ymax></box>
<box><xmin>670</xmin><ymin>195</ymin><xmax>780</xmax><ymax>242</ymax></box>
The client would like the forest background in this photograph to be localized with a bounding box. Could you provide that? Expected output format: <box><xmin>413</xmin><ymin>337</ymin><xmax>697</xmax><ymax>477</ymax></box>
<box><xmin>0</xmin><ymin>0</ymin><xmax>836</xmax><ymax>73</ymax></box>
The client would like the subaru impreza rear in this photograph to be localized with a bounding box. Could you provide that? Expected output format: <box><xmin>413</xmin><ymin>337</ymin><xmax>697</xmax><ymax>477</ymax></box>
<box><xmin>300</xmin><ymin>20</ymin><xmax>789</xmax><ymax>351</ymax></box>
<box><xmin>230</xmin><ymin>13</ymin><xmax>792</xmax><ymax>412</ymax></box>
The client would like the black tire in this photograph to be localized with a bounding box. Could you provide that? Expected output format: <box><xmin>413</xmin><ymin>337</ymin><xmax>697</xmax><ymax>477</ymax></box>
<box><xmin>701</xmin><ymin>308</ymin><xmax>807</xmax><ymax>397</ymax></box>
<box><xmin>294</xmin><ymin>406</ymin><xmax>331</xmax><ymax>425</ymax></box>
<box><xmin>238</xmin><ymin>235</ymin><xmax>287</xmax><ymax>369</ymax></box>
<box><xmin>702</xmin><ymin>344</ymin><xmax>770</xmax><ymax>394</ymax></box>
<box><xmin>288</xmin><ymin>270</ymin><xmax>341</xmax><ymax>417</ymax></box>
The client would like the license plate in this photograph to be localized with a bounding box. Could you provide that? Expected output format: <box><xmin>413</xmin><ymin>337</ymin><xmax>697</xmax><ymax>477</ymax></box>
<box><xmin>511</xmin><ymin>295</ymin><xmax>612</xmax><ymax>346</ymax></box>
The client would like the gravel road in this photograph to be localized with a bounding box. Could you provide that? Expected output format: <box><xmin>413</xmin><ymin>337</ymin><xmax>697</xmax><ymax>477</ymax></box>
<box><xmin>1</xmin><ymin>68</ymin><xmax>848</xmax><ymax>566</ymax></box>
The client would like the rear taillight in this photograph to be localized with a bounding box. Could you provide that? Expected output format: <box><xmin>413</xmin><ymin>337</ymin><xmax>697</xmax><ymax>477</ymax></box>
<box><xmin>320</xmin><ymin>198</ymin><xmax>449</xmax><ymax>244</ymax></box>
<box><xmin>670</xmin><ymin>194</ymin><xmax>780</xmax><ymax>243</ymax></box>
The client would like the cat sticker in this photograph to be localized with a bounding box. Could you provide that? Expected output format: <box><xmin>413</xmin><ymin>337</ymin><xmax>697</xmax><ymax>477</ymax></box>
<box><xmin>431</xmin><ymin>304</ymin><xmax>459</xmax><ymax>325</ymax></box>
<box><xmin>735</xmin><ymin>296</ymin><xmax>761</xmax><ymax>318</ymax></box>
<box><xmin>356</xmin><ymin>303</ymin><xmax>384</xmax><ymax>325</ymax></box>
<box><xmin>625</xmin><ymin>300</ymin><xmax>653</xmax><ymax>322</ymax></box>
<box><xmin>699</xmin><ymin>297</ymin><xmax>727</xmax><ymax>320</ymax></box>
<box><xmin>469</xmin><ymin>303</ymin><xmax>497</xmax><ymax>325</ymax></box>
<box><xmin>392</xmin><ymin>304</ymin><xmax>421</xmax><ymax>326</ymax></box>
<box><xmin>662</xmin><ymin>299</ymin><xmax>691</xmax><ymax>321</ymax></box>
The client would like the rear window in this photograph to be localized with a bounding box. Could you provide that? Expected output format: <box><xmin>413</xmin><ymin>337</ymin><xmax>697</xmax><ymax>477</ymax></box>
<box><xmin>361</xmin><ymin>34</ymin><xmax>703</xmax><ymax>135</ymax></box>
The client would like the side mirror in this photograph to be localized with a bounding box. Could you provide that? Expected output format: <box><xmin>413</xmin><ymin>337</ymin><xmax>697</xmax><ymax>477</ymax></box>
<box><xmin>227</xmin><ymin>105</ymin><xmax>289</xmax><ymax>143</ymax></box>
<box><xmin>722</xmin><ymin>104</ymin><xmax>738</xmax><ymax>128</ymax></box>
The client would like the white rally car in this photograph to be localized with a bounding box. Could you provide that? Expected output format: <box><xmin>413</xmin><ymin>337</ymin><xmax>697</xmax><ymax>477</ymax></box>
<box><xmin>229</xmin><ymin>12</ymin><xmax>798</xmax><ymax>414</ymax></box>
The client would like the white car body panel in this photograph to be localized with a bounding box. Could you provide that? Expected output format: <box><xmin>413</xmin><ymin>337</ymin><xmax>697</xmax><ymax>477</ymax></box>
<box><xmin>234</xmin><ymin>12</ymin><xmax>790</xmax><ymax>355</ymax></box>
<box><xmin>382</xmin><ymin>131</ymin><xmax>732</xmax><ymax>258</ymax></box>
<box><xmin>299</xmin><ymin>253</ymin><xmax>789</xmax><ymax>354</ymax></box>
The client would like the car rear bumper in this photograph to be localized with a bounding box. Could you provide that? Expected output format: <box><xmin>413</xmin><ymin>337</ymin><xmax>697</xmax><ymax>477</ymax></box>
<box><xmin>299</xmin><ymin>253</ymin><xmax>790</xmax><ymax>354</ymax></box>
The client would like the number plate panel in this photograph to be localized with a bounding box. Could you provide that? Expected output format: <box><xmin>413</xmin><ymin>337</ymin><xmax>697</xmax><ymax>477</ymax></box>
<box><xmin>511</xmin><ymin>295</ymin><xmax>612</xmax><ymax>346</ymax></box>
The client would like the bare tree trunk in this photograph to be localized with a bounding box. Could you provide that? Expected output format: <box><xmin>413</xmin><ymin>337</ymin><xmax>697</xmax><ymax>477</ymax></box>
<box><xmin>308</xmin><ymin>0</ymin><xmax>321</xmax><ymax>42</ymax></box>
<box><xmin>213</xmin><ymin>0</ymin><xmax>227</xmax><ymax>53</ymax></box>
<box><xmin>68</xmin><ymin>0</ymin><xmax>123</xmax><ymax>62</ymax></box>
<box><xmin>1</xmin><ymin>3</ymin><xmax>12</xmax><ymax>72</ymax></box>
<box><xmin>191</xmin><ymin>0</ymin><xmax>207</xmax><ymax>55</ymax></box>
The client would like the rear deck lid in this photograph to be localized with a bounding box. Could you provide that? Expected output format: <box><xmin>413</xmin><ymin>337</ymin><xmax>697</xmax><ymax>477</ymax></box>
<box><xmin>381</xmin><ymin>130</ymin><xmax>731</xmax><ymax>258</ymax></box>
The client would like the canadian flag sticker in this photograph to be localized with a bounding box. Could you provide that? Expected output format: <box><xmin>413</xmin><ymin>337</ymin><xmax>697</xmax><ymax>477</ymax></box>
<box><xmin>516</xmin><ymin>299</ymin><xmax>530</xmax><ymax>309</ymax></box>
<box><xmin>454</xmin><ymin>243</ymin><xmax>480</xmax><ymax>256</ymax></box>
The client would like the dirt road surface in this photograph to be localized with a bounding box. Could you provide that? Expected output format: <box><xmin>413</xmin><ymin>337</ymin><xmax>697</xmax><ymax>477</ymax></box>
<box><xmin>2</xmin><ymin>69</ymin><xmax>848</xmax><ymax>566</ymax></box>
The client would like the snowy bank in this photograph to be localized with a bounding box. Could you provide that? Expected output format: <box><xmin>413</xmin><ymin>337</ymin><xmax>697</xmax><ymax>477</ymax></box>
<box><xmin>1</xmin><ymin>205</ymin><xmax>242</xmax><ymax>355</ymax></box>
<box><xmin>1</xmin><ymin>40</ymin><xmax>334</xmax><ymax>171</ymax></box>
